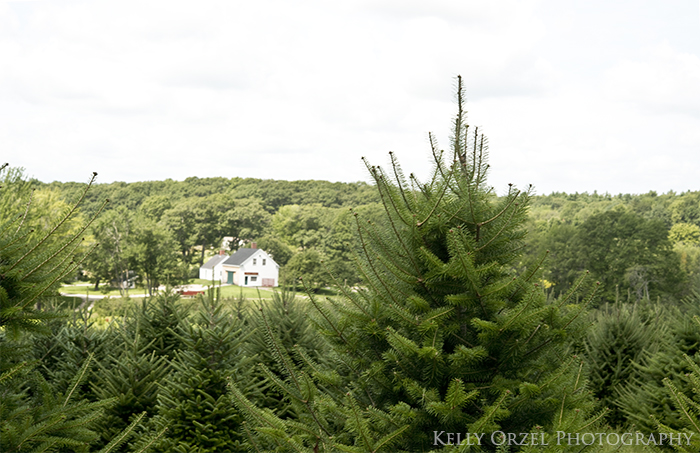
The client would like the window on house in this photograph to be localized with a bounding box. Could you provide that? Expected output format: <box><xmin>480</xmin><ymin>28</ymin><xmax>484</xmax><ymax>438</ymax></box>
<box><xmin>251</xmin><ymin>276</ymin><xmax>257</xmax><ymax>282</ymax></box>
<box><xmin>263</xmin><ymin>259</ymin><xmax>266</xmax><ymax>265</ymax></box>
<box><xmin>253</xmin><ymin>259</ymin><xmax>256</xmax><ymax>265</ymax></box>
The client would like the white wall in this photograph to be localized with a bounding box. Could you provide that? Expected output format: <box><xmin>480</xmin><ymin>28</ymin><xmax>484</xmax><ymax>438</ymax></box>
<box><xmin>199</xmin><ymin>267</ymin><xmax>213</xmax><ymax>280</ymax></box>
<box><xmin>240</xmin><ymin>250</ymin><xmax>278</xmax><ymax>287</ymax></box>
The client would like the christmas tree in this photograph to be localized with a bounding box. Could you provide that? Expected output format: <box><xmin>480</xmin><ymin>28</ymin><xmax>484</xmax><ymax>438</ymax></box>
<box><xmin>584</xmin><ymin>300</ymin><xmax>666</xmax><ymax>428</ymax></box>
<box><xmin>246</xmin><ymin>283</ymin><xmax>332</xmax><ymax>419</ymax></box>
<box><xmin>648</xmin><ymin>312</ymin><xmax>700</xmax><ymax>453</ymax></box>
<box><xmin>617</xmin><ymin>293</ymin><xmax>700</xmax><ymax>434</ymax></box>
<box><xmin>0</xmin><ymin>166</ymin><xmax>148</xmax><ymax>452</ymax></box>
<box><xmin>140</xmin><ymin>288</ymin><xmax>254</xmax><ymax>452</ymax></box>
<box><xmin>230</xmin><ymin>78</ymin><xmax>599</xmax><ymax>451</ymax></box>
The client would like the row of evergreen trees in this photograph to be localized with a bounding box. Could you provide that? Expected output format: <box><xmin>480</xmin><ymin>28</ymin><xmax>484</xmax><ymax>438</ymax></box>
<box><xmin>10</xmin><ymin>285</ymin><xmax>700</xmax><ymax>452</ymax></box>
<box><xmin>5</xmin><ymin>78</ymin><xmax>700</xmax><ymax>451</ymax></box>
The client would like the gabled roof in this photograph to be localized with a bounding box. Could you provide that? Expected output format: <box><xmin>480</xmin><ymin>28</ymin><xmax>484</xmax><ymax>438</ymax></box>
<box><xmin>201</xmin><ymin>254</ymin><xmax>229</xmax><ymax>269</ymax></box>
<box><xmin>222</xmin><ymin>248</ymin><xmax>260</xmax><ymax>266</ymax></box>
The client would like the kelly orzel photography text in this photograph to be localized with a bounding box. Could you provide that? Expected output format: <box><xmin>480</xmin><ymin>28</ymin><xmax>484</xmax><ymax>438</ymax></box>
<box><xmin>433</xmin><ymin>431</ymin><xmax>694</xmax><ymax>447</ymax></box>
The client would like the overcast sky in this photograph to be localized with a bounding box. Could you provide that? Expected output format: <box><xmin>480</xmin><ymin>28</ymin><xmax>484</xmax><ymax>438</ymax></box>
<box><xmin>2</xmin><ymin>0</ymin><xmax>699</xmax><ymax>195</ymax></box>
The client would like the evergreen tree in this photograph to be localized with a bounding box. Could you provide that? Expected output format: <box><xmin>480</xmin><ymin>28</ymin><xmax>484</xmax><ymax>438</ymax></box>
<box><xmin>34</xmin><ymin>305</ymin><xmax>115</xmax><ymax>400</ymax></box>
<box><xmin>646</xmin><ymin>313</ymin><xmax>700</xmax><ymax>452</ymax></box>
<box><xmin>140</xmin><ymin>288</ymin><xmax>254</xmax><ymax>452</ymax></box>
<box><xmin>87</xmin><ymin>290</ymin><xmax>189</xmax><ymax>450</ymax></box>
<box><xmin>0</xmin><ymin>167</ymin><xmax>100</xmax><ymax>337</ymax></box>
<box><xmin>617</xmin><ymin>293</ymin><xmax>700</xmax><ymax>433</ymax></box>
<box><xmin>583</xmin><ymin>300</ymin><xmax>666</xmax><ymax>428</ymax></box>
<box><xmin>246</xmin><ymin>284</ymin><xmax>331</xmax><ymax>418</ymax></box>
<box><xmin>230</xmin><ymin>78</ymin><xmax>598</xmax><ymax>452</ymax></box>
<box><xmin>127</xmin><ymin>288</ymin><xmax>190</xmax><ymax>361</ymax></box>
<box><xmin>90</xmin><ymin>319</ymin><xmax>171</xmax><ymax>449</ymax></box>
<box><xmin>0</xmin><ymin>351</ymin><xmax>116</xmax><ymax>452</ymax></box>
<box><xmin>0</xmin><ymin>167</ymin><xmax>144</xmax><ymax>452</ymax></box>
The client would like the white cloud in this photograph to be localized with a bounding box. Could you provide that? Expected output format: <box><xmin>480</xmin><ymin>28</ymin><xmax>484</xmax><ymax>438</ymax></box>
<box><xmin>1</xmin><ymin>0</ymin><xmax>699</xmax><ymax>195</ymax></box>
<box><xmin>604</xmin><ymin>43</ymin><xmax>700</xmax><ymax>117</ymax></box>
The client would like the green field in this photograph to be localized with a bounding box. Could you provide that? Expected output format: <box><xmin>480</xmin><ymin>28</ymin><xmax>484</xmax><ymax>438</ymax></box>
<box><xmin>61</xmin><ymin>281</ymin><xmax>275</xmax><ymax>298</ymax></box>
<box><xmin>198</xmin><ymin>284</ymin><xmax>275</xmax><ymax>300</ymax></box>
<box><xmin>59</xmin><ymin>284</ymin><xmax>129</xmax><ymax>297</ymax></box>
<box><xmin>59</xmin><ymin>282</ymin><xmax>285</xmax><ymax>316</ymax></box>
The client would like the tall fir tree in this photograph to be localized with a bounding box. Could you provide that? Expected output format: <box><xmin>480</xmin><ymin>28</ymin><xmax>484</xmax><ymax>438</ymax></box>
<box><xmin>246</xmin><ymin>283</ymin><xmax>331</xmax><ymax>418</ymax></box>
<box><xmin>126</xmin><ymin>288</ymin><xmax>190</xmax><ymax>361</ymax></box>
<box><xmin>140</xmin><ymin>288</ymin><xmax>255</xmax><ymax>453</ymax></box>
<box><xmin>616</xmin><ymin>292</ymin><xmax>700</xmax><ymax>434</ymax></box>
<box><xmin>645</xmin><ymin>312</ymin><xmax>700</xmax><ymax>453</ymax></box>
<box><xmin>89</xmin><ymin>317</ymin><xmax>171</xmax><ymax>449</ymax></box>
<box><xmin>230</xmin><ymin>78</ymin><xmax>600</xmax><ymax>452</ymax></box>
<box><xmin>583</xmin><ymin>300</ymin><xmax>667</xmax><ymax>428</ymax></box>
<box><xmin>86</xmin><ymin>290</ymin><xmax>191</xmax><ymax>450</ymax></box>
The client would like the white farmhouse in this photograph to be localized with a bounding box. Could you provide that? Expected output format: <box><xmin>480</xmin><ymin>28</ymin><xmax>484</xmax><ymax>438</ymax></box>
<box><xmin>200</xmin><ymin>244</ymin><xmax>279</xmax><ymax>287</ymax></box>
<box><xmin>199</xmin><ymin>251</ymin><xmax>229</xmax><ymax>281</ymax></box>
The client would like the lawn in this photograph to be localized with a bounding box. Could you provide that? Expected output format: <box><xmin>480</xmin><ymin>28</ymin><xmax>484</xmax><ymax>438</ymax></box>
<box><xmin>189</xmin><ymin>278</ymin><xmax>221</xmax><ymax>286</ymax></box>
<box><xmin>191</xmin><ymin>283</ymin><xmax>275</xmax><ymax>300</ymax></box>
<box><xmin>60</xmin><ymin>281</ymin><xmax>278</xmax><ymax>301</ymax></box>
<box><xmin>60</xmin><ymin>284</ymin><xmax>133</xmax><ymax>298</ymax></box>
<box><xmin>57</xmin><ymin>282</ymin><xmax>333</xmax><ymax>320</ymax></box>
<box><xmin>58</xmin><ymin>279</ymin><xmax>336</xmax><ymax>320</ymax></box>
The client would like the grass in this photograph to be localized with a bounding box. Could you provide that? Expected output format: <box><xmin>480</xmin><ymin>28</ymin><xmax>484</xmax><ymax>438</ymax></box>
<box><xmin>60</xmin><ymin>284</ymin><xmax>133</xmax><ymax>297</ymax></box>
<box><xmin>198</xmin><ymin>284</ymin><xmax>275</xmax><ymax>300</ymax></box>
<box><xmin>91</xmin><ymin>297</ymin><xmax>134</xmax><ymax>317</ymax></box>
<box><xmin>56</xmin><ymin>283</ymin><xmax>337</xmax><ymax>320</ymax></box>
<box><xmin>62</xmin><ymin>279</ymin><xmax>273</xmax><ymax>294</ymax></box>
<box><xmin>59</xmin><ymin>280</ymin><xmax>337</xmax><ymax>317</ymax></box>
<box><xmin>188</xmin><ymin>278</ymin><xmax>221</xmax><ymax>286</ymax></box>
<box><xmin>59</xmin><ymin>282</ymin><xmax>278</xmax><ymax>306</ymax></box>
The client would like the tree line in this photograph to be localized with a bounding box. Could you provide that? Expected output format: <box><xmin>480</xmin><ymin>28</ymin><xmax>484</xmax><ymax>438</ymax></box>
<box><xmin>20</xmin><ymin>158</ymin><xmax>700</xmax><ymax>306</ymax></box>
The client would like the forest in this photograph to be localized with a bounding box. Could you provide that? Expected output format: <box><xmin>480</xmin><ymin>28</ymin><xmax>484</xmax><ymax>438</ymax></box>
<box><xmin>4</xmin><ymin>82</ymin><xmax>700</xmax><ymax>452</ymax></box>
<box><xmin>29</xmin><ymin>169</ymin><xmax>700</xmax><ymax>305</ymax></box>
